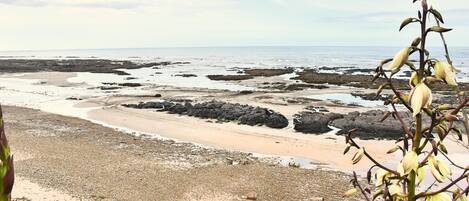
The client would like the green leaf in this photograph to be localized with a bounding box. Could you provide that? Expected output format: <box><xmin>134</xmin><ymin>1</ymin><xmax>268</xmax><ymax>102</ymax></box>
<box><xmin>411</xmin><ymin>37</ymin><xmax>421</xmax><ymax>47</ymax></box>
<box><xmin>428</xmin><ymin>26</ymin><xmax>452</xmax><ymax>33</ymax></box>
<box><xmin>400</xmin><ymin>18</ymin><xmax>418</xmax><ymax>31</ymax></box>
<box><xmin>429</xmin><ymin>8</ymin><xmax>444</xmax><ymax>23</ymax></box>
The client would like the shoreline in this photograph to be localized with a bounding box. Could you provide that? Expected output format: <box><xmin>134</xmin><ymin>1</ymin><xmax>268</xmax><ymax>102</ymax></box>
<box><xmin>0</xmin><ymin>65</ymin><xmax>468</xmax><ymax>200</ymax></box>
<box><xmin>6</xmin><ymin>105</ymin><xmax>361</xmax><ymax>201</ymax></box>
<box><xmin>1</xmin><ymin>70</ymin><xmax>467</xmax><ymax>173</ymax></box>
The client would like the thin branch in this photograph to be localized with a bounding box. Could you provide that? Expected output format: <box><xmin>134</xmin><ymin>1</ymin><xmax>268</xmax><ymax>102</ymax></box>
<box><xmin>348</xmin><ymin>134</ymin><xmax>399</xmax><ymax>175</ymax></box>
<box><xmin>352</xmin><ymin>172</ymin><xmax>372</xmax><ymax>201</ymax></box>
<box><xmin>416</xmin><ymin>171</ymin><xmax>469</xmax><ymax>198</ymax></box>
<box><xmin>434</xmin><ymin>15</ymin><xmax>469</xmax><ymax>145</ymax></box>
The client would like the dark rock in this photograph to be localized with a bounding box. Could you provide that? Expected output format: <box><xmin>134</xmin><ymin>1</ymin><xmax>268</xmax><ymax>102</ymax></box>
<box><xmin>283</xmin><ymin>83</ymin><xmax>329</xmax><ymax>91</ymax></box>
<box><xmin>244</xmin><ymin>68</ymin><xmax>294</xmax><ymax>77</ymax></box>
<box><xmin>239</xmin><ymin>90</ymin><xmax>254</xmax><ymax>95</ymax></box>
<box><xmin>294</xmin><ymin>70</ymin><xmax>469</xmax><ymax>91</ymax></box>
<box><xmin>122</xmin><ymin>100</ymin><xmax>289</xmax><ymax>129</ymax></box>
<box><xmin>118</xmin><ymin>83</ymin><xmax>142</xmax><ymax>87</ymax></box>
<box><xmin>207</xmin><ymin>75</ymin><xmax>254</xmax><ymax>81</ymax></box>
<box><xmin>123</xmin><ymin>101</ymin><xmax>174</xmax><ymax>110</ymax></box>
<box><xmin>99</xmin><ymin>86</ymin><xmax>121</xmax><ymax>90</ymax></box>
<box><xmin>139</xmin><ymin>61</ymin><xmax>172</xmax><ymax>67</ymax></box>
<box><xmin>293</xmin><ymin>112</ymin><xmax>343</xmax><ymax>133</ymax></box>
<box><xmin>343</xmin><ymin>68</ymin><xmax>375</xmax><ymax>74</ymax></box>
<box><xmin>167</xmin><ymin>103</ymin><xmax>187</xmax><ymax>114</ymax></box>
<box><xmin>174</xmin><ymin>74</ymin><xmax>197</xmax><ymax>78</ymax></box>
<box><xmin>172</xmin><ymin>61</ymin><xmax>191</xmax><ymax>65</ymax></box>
<box><xmin>330</xmin><ymin>110</ymin><xmax>407</xmax><ymax>140</ymax></box>
<box><xmin>0</xmin><ymin>59</ymin><xmax>171</xmax><ymax>75</ymax></box>
<box><xmin>66</xmin><ymin>97</ymin><xmax>83</xmax><ymax>100</ymax></box>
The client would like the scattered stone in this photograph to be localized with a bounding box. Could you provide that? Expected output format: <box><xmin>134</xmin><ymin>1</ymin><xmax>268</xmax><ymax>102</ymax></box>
<box><xmin>239</xmin><ymin>90</ymin><xmax>254</xmax><ymax>95</ymax></box>
<box><xmin>65</xmin><ymin>97</ymin><xmax>83</xmax><ymax>101</ymax></box>
<box><xmin>241</xmin><ymin>192</ymin><xmax>258</xmax><ymax>200</ymax></box>
<box><xmin>99</xmin><ymin>86</ymin><xmax>121</xmax><ymax>90</ymax></box>
<box><xmin>288</xmin><ymin>161</ymin><xmax>300</xmax><ymax>168</ymax></box>
<box><xmin>118</xmin><ymin>83</ymin><xmax>142</xmax><ymax>87</ymax></box>
<box><xmin>225</xmin><ymin>157</ymin><xmax>234</xmax><ymax>165</ymax></box>
<box><xmin>173</xmin><ymin>74</ymin><xmax>197</xmax><ymax>78</ymax></box>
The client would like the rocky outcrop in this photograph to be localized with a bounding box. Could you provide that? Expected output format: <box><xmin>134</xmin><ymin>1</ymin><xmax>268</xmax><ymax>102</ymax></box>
<box><xmin>123</xmin><ymin>100</ymin><xmax>289</xmax><ymax>129</ymax></box>
<box><xmin>293</xmin><ymin>110</ymin><xmax>412</xmax><ymax>140</ymax></box>
<box><xmin>295</xmin><ymin>70</ymin><xmax>469</xmax><ymax>91</ymax></box>
<box><xmin>330</xmin><ymin>110</ymin><xmax>408</xmax><ymax>140</ymax></box>
<box><xmin>350</xmin><ymin>92</ymin><xmax>391</xmax><ymax>101</ymax></box>
<box><xmin>0</xmin><ymin>59</ymin><xmax>180</xmax><ymax>75</ymax></box>
<box><xmin>293</xmin><ymin>112</ymin><xmax>343</xmax><ymax>133</ymax></box>
<box><xmin>244</xmin><ymin>68</ymin><xmax>294</xmax><ymax>77</ymax></box>
<box><xmin>207</xmin><ymin>75</ymin><xmax>254</xmax><ymax>81</ymax></box>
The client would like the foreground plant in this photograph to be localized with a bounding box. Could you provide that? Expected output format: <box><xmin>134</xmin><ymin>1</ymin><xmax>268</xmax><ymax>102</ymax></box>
<box><xmin>0</xmin><ymin>106</ymin><xmax>14</xmax><ymax>201</ymax></box>
<box><xmin>344</xmin><ymin>0</ymin><xmax>468</xmax><ymax>200</ymax></box>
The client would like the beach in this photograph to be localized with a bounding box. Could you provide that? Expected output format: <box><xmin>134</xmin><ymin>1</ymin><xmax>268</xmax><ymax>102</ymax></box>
<box><xmin>0</xmin><ymin>49</ymin><xmax>467</xmax><ymax>200</ymax></box>
<box><xmin>6</xmin><ymin>106</ymin><xmax>360</xmax><ymax>201</ymax></box>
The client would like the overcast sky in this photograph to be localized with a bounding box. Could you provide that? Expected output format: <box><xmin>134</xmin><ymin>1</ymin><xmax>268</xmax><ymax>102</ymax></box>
<box><xmin>0</xmin><ymin>0</ymin><xmax>468</xmax><ymax>51</ymax></box>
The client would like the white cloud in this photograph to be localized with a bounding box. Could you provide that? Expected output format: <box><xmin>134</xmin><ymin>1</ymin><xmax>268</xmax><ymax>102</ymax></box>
<box><xmin>0</xmin><ymin>0</ymin><xmax>467</xmax><ymax>50</ymax></box>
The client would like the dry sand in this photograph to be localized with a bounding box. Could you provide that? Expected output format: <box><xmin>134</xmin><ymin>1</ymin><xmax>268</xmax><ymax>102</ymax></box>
<box><xmin>5</xmin><ymin>106</ymin><xmax>362</xmax><ymax>201</ymax></box>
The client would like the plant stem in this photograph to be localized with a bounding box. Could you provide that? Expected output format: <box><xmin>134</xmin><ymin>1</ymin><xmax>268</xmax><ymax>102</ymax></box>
<box><xmin>408</xmin><ymin>2</ymin><xmax>428</xmax><ymax>199</ymax></box>
<box><xmin>408</xmin><ymin>114</ymin><xmax>422</xmax><ymax>200</ymax></box>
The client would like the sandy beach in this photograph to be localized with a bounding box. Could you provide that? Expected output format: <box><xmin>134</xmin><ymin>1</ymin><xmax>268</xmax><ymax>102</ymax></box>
<box><xmin>5</xmin><ymin>106</ymin><xmax>361</xmax><ymax>201</ymax></box>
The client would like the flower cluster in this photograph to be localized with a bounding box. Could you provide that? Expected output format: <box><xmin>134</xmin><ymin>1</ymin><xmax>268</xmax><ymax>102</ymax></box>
<box><xmin>343</xmin><ymin>0</ymin><xmax>469</xmax><ymax>200</ymax></box>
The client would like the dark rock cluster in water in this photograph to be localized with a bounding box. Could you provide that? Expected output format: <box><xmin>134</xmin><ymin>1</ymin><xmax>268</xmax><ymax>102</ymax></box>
<box><xmin>0</xmin><ymin>59</ymin><xmax>185</xmax><ymax>75</ymax></box>
<box><xmin>293</xmin><ymin>112</ymin><xmax>343</xmax><ymax>133</ymax></box>
<box><xmin>293</xmin><ymin>110</ymin><xmax>410</xmax><ymax>140</ymax></box>
<box><xmin>123</xmin><ymin>100</ymin><xmax>289</xmax><ymax>129</ymax></box>
<box><xmin>295</xmin><ymin>70</ymin><xmax>469</xmax><ymax>91</ymax></box>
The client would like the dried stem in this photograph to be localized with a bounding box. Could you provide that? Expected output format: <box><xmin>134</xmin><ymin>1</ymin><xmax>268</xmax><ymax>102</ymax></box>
<box><xmin>434</xmin><ymin>15</ymin><xmax>469</xmax><ymax>145</ymax></box>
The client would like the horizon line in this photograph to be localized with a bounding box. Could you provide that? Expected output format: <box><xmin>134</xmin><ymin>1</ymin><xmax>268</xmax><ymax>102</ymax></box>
<box><xmin>1</xmin><ymin>45</ymin><xmax>469</xmax><ymax>52</ymax></box>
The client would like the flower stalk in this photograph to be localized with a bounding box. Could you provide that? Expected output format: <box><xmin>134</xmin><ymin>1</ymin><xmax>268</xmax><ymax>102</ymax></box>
<box><xmin>343</xmin><ymin>1</ymin><xmax>468</xmax><ymax>200</ymax></box>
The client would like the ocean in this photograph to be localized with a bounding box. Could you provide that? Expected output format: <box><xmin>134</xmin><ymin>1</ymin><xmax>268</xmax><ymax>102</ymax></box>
<box><xmin>0</xmin><ymin>46</ymin><xmax>467</xmax><ymax>88</ymax></box>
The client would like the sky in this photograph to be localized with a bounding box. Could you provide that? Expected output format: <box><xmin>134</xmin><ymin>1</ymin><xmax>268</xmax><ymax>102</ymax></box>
<box><xmin>0</xmin><ymin>0</ymin><xmax>468</xmax><ymax>51</ymax></box>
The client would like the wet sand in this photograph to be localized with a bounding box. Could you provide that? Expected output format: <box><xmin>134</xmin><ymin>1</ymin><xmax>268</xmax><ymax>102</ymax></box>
<box><xmin>85</xmin><ymin>97</ymin><xmax>392</xmax><ymax>172</ymax></box>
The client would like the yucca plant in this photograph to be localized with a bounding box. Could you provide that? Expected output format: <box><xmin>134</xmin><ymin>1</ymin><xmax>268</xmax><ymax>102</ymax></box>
<box><xmin>344</xmin><ymin>0</ymin><xmax>469</xmax><ymax>200</ymax></box>
<box><xmin>0</xmin><ymin>106</ymin><xmax>14</xmax><ymax>201</ymax></box>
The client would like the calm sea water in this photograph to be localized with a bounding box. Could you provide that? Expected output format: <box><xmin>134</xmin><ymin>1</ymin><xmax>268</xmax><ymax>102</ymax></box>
<box><xmin>0</xmin><ymin>46</ymin><xmax>467</xmax><ymax>81</ymax></box>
